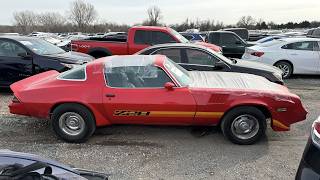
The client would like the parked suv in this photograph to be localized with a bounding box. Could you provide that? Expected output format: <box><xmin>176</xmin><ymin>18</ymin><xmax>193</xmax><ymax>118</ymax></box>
<box><xmin>206</xmin><ymin>31</ymin><xmax>254</xmax><ymax>58</ymax></box>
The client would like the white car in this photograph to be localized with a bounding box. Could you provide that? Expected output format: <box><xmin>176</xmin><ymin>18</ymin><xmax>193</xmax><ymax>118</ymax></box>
<box><xmin>242</xmin><ymin>37</ymin><xmax>320</xmax><ymax>78</ymax></box>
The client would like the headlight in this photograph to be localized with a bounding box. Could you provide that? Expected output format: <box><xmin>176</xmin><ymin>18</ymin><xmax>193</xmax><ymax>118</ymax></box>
<box><xmin>311</xmin><ymin>116</ymin><xmax>320</xmax><ymax>148</ymax></box>
<box><xmin>61</xmin><ymin>63</ymin><xmax>76</xmax><ymax>69</ymax></box>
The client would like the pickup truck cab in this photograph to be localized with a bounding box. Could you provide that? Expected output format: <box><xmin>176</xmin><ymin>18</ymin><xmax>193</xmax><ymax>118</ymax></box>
<box><xmin>207</xmin><ymin>31</ymin><xmax>254</xmax><ymax>58</ymax></box>
<box><xmin>71</xmin><ymin>26</ymin><xmax>221</xmax><ymax>58</ymax></box>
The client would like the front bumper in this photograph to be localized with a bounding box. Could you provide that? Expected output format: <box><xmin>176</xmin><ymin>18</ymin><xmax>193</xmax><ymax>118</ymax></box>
<box><xmin>9</xmin><ymin>102</ymin><xmax>30</xmax><ymax>116</ymax></box>
<box><xmin>296</xmin><ymin>138</ymin><xmax>320</xmax><ymax>180</ymax></box>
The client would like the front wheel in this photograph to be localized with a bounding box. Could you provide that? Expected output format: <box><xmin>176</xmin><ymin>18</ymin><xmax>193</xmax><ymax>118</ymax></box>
<box><xmin>51</xmin><ymin>104</ymin><xmax>96</xmax><ymax>143</ymax></box>
<box><xmin>221</xmin><ymin>106</ymin><xmax>267</xmax><ymax>145</ymax></box>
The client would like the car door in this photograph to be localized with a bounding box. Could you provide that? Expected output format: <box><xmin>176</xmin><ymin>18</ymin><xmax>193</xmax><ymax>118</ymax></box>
<box><xmin>220</xmin><ymin>33</ymin><xmax>246</xmax><ymax>58</ymax></box>
<box><xmin>284</xmin><ymin>41</ymin><xmax>320</xmax><ymax>74</ymax></box>
<box><xmin>184</xmin><ymin>48</ymin><xmax>226</xmax><ymax>71</ymax></box>
<box><xmin>0</xmin><ymin>39</ymin><xmax>33</xmax><ymax>86</ymax></box>
<box><xmin>130</xmin><ymin>30</ymin><xmax>151</xmax><ymax>54</ymax></box>
<box><xmin>102</xmin><ymin>64</ymin><xmax>197</xmax><ymax>125</ymax></box>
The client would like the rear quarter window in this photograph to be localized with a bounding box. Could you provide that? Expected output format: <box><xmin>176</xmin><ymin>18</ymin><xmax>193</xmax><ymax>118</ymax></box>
<box><xmin>58</xmin><ymin>66</ymin><xmax>86</xmax><ymax>80</ymax></box>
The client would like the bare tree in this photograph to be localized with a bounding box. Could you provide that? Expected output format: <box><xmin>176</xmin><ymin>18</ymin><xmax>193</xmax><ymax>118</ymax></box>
<box><xmin>144</xmin><ymin>6</ymin><xmax>162</xmax><ymax>26</ymax></box>
<box><xmin>38</xmin><ymin>12</ymin><xmax>66</xmax><ymax>32</ymax></box>
<box><xmin>69</xmin><ymin>0</ymin><xmax>98</xmax><ymax>31</ymax></box>
<box><xmin>13</xmin><ymin>11</ymin><xmax>38</xmax><ymax>34</ymax></box>
<box><xmin>236</xmin><ymin>16</ymin><xmax>256</xmax><ymax>29</ymax></box>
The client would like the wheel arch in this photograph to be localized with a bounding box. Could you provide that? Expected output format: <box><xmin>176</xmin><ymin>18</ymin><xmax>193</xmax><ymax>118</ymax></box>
<box><xmin>50</xmin><ymin>102</ymin><xmax>95</xmax><ymax>118</ymax></box>
<box><xmin>219</xmin><ymin>103</ymin><xmax>272</xmax><ymax>126</ymax></box>
<box><xmin>273</xmin><ymin>60</ymin><xmax>294</xmax><ymax>73</ymax></box>
<box><xmin>88</xmin><ymin>47</ymin><xmax>112</xmax><ymax>58</ymax></box>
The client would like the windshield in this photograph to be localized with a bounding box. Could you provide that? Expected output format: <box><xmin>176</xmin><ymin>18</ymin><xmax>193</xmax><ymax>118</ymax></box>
<box><xmin>170</xmin><ymin>28</ymin><xmax>189</xmax><ymax>43</ymax></box>
<box><xmin>258</xmin><ymin>39</ymin><xmax>285</xmax><ymax>47</ymax></box>
<box><xmin>19</xmin><ymin>39</ymin><xmax>65</xmax><ymax>55</ymax></box>
<box><xmin>164</xmin><ymin>58</ymin><xmax>192</xmax><ymax>86</ymax></box>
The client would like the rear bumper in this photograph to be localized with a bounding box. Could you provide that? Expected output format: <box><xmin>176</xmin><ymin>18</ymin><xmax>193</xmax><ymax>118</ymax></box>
<box><xmin>9</xmin><ymin>102</ymin><xmax>30</xmax><ymax>116</ymax></box>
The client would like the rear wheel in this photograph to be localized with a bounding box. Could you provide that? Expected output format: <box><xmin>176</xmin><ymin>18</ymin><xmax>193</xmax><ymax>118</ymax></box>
<box><xmin>51</xmin><ymin>104</ymin><xmax>96</xmax><ymax>143</ymax></box>
<box><xmin>221</xmin><ymin>106</ymin><xmax>267</xmax><ymax>145</ymax></box>
<box><xmin>274</xmin><ymin>61</ymin><xmax>293</xmax><ymax>79</ymax></box>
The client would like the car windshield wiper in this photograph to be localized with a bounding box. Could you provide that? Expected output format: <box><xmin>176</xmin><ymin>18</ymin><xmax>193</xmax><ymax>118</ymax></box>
<box><xmin>1</xmin><ymin>161</ymin><xmax>58</xmax><ymax>180</ymax></box>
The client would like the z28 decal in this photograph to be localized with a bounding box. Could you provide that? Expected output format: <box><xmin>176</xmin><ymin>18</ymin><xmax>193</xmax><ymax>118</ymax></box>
<box><xmin>114</xmin><ymin>110</ymin><xmax>150</xmax><ymax>116</ymax></box>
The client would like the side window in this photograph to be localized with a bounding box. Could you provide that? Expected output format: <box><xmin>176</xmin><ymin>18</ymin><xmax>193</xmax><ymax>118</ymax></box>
<box><xmin>58</xmin><ymin>66</ymin><xmax>86</xmax><ymax>80</ymax></box>
<box><xmin>154</xmin><ymin>49</ymin><xmax>181</xmax><ymax>63</ymax></box>
<box><xmin>0</xmin><ymin>40</ymin><xmax>26</xmax><ymax>57</ymax></box>
<box><xmin>315</xmin><ymin>42</ymin><xmax>320</xmax><ymax>51</ymax></box>
<box><xmin>210</xmin><ymin>33</ymin><xmax>220</xmax><ymax>44</ymax></box>
<box><xmin>220</xmin><ymin>34</ymin><xmax>239</xmax><ymax>44</ymax></box>
<box><xmin>105</xmin><ymin>66</ymin><xmax>173</xmax><ymax>88</ymax></box>
<box><xmin>134</xmin><ymin>30</ymin><xmax>151</xmax><ymax>44</ymax></box>
<box><xmin>282</xmin><ymin>41</ymin><xmax>316</xmax><ymax>51</ymax></box>
<box><xmin>151</xmin><ymin>31</ymin><xmax>176</xmax><ymax>44</ymax></box>
<box><xmin>186</xmin><ymin>49</ymin><xmax>217</xmax><ymax>66</ymax></box>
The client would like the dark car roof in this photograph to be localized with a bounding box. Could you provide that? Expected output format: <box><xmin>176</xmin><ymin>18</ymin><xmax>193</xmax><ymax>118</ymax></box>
<box><xmin>0</xmin><ymin>149</ymin><xmax>76</xmax><ymax>173</ymax></box>
<box><xmin>0</xmin><ymin>35</ymin><xmax>39</xmax><ymax>41</ymax></box>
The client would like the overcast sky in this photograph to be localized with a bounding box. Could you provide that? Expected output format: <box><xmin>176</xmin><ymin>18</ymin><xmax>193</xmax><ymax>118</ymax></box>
<box><xmin>1</xmin><ymin>0</ymin><xmax>320</xmax><ymax>25</ymax></box>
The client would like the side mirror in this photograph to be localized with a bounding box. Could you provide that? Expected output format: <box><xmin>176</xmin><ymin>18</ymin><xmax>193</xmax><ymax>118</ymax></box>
<box><xmin>164</xmin><ymin>82</ymin><xmax>175</xmax><ymax>91</ymax></box>
<box><xmin>17</xmin><ymin>52</ymin><xmax>32</xmax><ymax>59</ymax></box>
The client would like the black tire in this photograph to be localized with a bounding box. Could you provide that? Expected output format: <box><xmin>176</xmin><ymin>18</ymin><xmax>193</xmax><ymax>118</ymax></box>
<box><xmin>51</xmin><ymin>103</ymin><xmax>96</xmax><ymax>143</ymax></box>
<box><xmin>274</xmin><ymin>61</ymin><xmax>293</xmax><ymax>79</ymax></box>
<box><xmin>221</xmin><ymin>106</ymin><xmax>267</xmax><ymax>145</ymax></box>
<box><xmin>89</xmin><ymin>51</ymin><xmax>110</xmax><ymax>59</ymax></box>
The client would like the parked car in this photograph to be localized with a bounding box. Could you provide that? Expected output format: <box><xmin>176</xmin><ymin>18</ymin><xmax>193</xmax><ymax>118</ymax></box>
<box><xmin>71</xmin><ymin>26</ymin><xmax>221</xmax><ymax>58</ymax></box>
<box><xmin>307</xmin><ymin>28</ymin><xmax>320</xmax><ymax>38</ymax></box>
<box><xmin>296</xmin><ymin>116</ymin><xmax>320</xmax><ymax>180</ymax></box>
<box><xmin>0</xmin><ymin>149</ymin><xmax>108</xmax><ymax>179</ymax></box>
<box><xmin>206</xmin><ymin>31</ymin><xmax>254</xmax><ymax>58</ymax></box>
<box><xmin>0</xmin><ymin>36</ymin><xmax>94</xmax><ymax>87</ymax></box>
<box><xmin>9</xmin><ymin>55</ymin><xmax>307</xmax><ymax>145</ymax></box>
<box><xmin>137</xmin><ymin>43</ymin><xmax>284</xmax><ymax>84</ymax></box>
<box><xmin>242</xmin><ymin>37</ymin><xmax>320</xmax><ymax>78</ymax></box>
<box><xmin>250</xmin><ymin>35</ymin><xmax>287</xmax><ymax>44</ymax></box>
<box><xmin>180</xmin><ymin>32</ymin><xmax>205</xmax><ymax>42</ymax></box>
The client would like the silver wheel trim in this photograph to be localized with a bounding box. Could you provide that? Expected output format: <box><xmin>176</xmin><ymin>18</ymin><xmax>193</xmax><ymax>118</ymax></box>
<box><xmin>58</xmin><ymin>112</ymin><xmax>85</xmax><ymax>136</ymax></box>
<box><xmin>277</xmin><ymin>64</ymin><xmax>290</xmax><ymax>77</ymax></box>
<box><xmin>231</xmin><ymin>114</ymin><xmax>260</xmax><ymax>140</ymax></box>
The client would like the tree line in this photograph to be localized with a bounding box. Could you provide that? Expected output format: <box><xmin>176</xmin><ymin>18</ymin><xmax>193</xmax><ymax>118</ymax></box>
<box><xmin>1</xmin><ymin>0</ymin><xmax>319</xmax><ymax>34</ymax></box>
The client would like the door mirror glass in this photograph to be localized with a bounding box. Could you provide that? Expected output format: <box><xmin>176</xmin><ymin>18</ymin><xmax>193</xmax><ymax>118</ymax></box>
<box><xmin>164</xmin><ymin>82</ymin><xmax>175</xmax><ymax>90</ymax></box>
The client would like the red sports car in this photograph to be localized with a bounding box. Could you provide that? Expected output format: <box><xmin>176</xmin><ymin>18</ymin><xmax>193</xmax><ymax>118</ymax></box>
<box><xmin>9</xmin><ymin>55</ymin><xmax>307</xmax><ymax>145</ymax></box>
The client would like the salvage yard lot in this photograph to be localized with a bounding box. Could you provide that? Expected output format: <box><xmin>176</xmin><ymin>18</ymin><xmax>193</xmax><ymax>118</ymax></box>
<box><xmin>0</xmin><ymin>76</ymin><xmax>319</xmax><ymax>180</ymax></box>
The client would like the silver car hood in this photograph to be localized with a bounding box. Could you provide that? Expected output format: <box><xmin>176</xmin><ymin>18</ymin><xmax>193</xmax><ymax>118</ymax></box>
<box><xmin>188</xmin><ymin>71</ymin><xmax>285</xmax><ymax>93</ymax></box>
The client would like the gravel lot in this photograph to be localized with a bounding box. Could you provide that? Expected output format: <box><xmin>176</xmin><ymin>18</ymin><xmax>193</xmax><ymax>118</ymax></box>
<box><xmin>0</xmin><ymin>76</ymin><xmax>319</xmax><ymax>180</ymax></box>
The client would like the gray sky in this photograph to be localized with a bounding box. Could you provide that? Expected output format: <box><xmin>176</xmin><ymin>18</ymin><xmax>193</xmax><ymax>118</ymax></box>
<box><xmin>1</xmin><ymin>0</ymin><xmax>320</xmax><ymax>25</ymax></box>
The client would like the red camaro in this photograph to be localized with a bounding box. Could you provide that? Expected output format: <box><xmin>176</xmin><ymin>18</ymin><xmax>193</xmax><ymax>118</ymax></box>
<box><xmin>9</xmin><ymin>55</ymin><xmax>307</xmax><ymax>145</ymax></box>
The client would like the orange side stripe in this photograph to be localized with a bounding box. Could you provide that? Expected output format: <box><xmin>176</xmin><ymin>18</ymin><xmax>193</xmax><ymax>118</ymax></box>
<box><xmin>195</xmin><ymin>112</ymin><xmax>224</xmax><ymax>118</ymax></box>
<box><xmin>149</xmin><ymin>111</ymin><xmax>194</xmax><ymax>117</ymax></box>
<box><xmin>273</xmin><ymin>119</ymin><xmax>289</xmax><ymax>130</ymax></box>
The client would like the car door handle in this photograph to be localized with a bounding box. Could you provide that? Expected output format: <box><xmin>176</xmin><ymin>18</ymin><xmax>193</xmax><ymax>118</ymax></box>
<box><xmin>105</xmin><ymin>94</ymin><xmax>115</xmax><ymax>97</ymax></box>
<box><xmin>290</xmin><ymin>53</ymin><xmax>298</xmax><ymax>55</ymax></box>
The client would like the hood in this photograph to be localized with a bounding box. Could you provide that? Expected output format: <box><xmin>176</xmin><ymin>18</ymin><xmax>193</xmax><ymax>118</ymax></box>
<box><xmin>194</xmin><ymin>41</ymin><xmax>222</xmax><ymax>52</ymax></box>
<box><xmin>234</xmin><ymin>59</ymin><xmax>283</xmax><ymax>74</ymax></box>
<box><xmin>43</xmin><ymin>51</ymin><xmax>94</xmax><ymax>64</ymax></box>
<box><xmin>188</xmin><ymin>71</ymin><xmax>287</xmax><ymax>93</ymax></box>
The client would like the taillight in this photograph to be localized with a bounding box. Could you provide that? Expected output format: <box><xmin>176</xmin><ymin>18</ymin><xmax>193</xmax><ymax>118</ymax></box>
<box><xmin>12</xmin><ymin>95</ymin><xmax>20</xmax><ymax>103</ymax></box>
<box><xmin>251</xmin><ymin>51</ymin><xmax>264</xmax><ymax>57</ymax></box>
<box><xmin>71</xmin><ymin>43</ymin><xmax>78</xmax><ymax>51</ymax></box>
<box><xmin>311</xmin><ymin>117</ymin><xmax>320</xmax><ymax>147</ymax></box>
